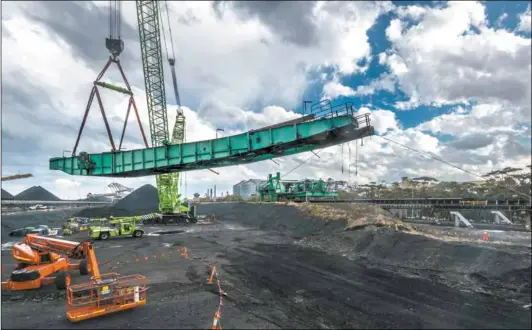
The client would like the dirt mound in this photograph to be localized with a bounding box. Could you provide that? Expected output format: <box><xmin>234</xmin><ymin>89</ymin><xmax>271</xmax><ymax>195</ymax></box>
<box><xmin>197</xmin><ymin>202</ymin><xmax>412</xmax><ymax>238</ymax></box>
<box><xmin>1</xmin><ymin>189</ymin><xmax>14</xmax><ymax>200</ymax></box>
<box><xmin>295</xmin><ymin>203</ymin><xmax>415</xmax><ymax>232</ymax></box>
<box><xmin>14</xmin><ymin>186</ymin><xmax>60</xmax><ymax>201</ymax></box>
<box><xmin>75</xmin><ymin>184</ymin><xmax>158</xmax><ymax>217</ymax></box>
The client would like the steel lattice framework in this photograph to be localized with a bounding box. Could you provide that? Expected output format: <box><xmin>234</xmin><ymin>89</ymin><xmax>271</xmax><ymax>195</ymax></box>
<box><xmin>136</xmin><ymin>0</ymin><xmax>179</xmax><ymax>213</ymax></box>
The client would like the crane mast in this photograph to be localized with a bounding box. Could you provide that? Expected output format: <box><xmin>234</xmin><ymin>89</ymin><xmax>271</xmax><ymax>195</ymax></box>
<box><xmin>136</xmin><ymin>1</ymin><xmax>181</xmax><ymax>215</ymax></box>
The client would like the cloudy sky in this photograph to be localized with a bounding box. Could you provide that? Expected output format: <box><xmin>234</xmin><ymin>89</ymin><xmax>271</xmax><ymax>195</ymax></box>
<box><xmin>1</xmin><ymin>0</ymin><xmax>531</xmax><ymax>200</ymax></box>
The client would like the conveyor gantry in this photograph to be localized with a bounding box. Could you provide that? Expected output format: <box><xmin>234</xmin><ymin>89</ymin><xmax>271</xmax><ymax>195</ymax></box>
<box><xmin>49</xmin><ymin>101</ymin><xmax>375</xmax><ymax>178</ymax></box>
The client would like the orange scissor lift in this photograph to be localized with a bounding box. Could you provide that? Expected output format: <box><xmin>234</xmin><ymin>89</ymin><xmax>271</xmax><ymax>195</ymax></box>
<box><xmin>1</xmin><ymin>234</ymin><xmax>147</xmax><ymax>322</ymax></box>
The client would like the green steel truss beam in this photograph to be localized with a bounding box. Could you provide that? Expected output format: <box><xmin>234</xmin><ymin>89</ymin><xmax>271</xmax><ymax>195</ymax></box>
<box><xmin>50</xmin><ymin>111</ymin><xmax>375</xmax><ymax>178</ymax></box>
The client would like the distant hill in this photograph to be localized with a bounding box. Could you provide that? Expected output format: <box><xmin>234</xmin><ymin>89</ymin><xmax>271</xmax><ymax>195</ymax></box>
<box><xmin>1</xmin><ymin>189</ymin><xmax>14</xmax><ymax>200</ymax></box>
<box><xmin>14</xmin><ymin>186</ymin><xmax>61</xmax><ymax>201</ymax></box>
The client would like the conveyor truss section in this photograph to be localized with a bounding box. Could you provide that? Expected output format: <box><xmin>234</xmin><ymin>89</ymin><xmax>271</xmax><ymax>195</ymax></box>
<box><xmin>49</xmin><ymin>100</ymin><xmax>375</xmax><ymax>178</ymax></box>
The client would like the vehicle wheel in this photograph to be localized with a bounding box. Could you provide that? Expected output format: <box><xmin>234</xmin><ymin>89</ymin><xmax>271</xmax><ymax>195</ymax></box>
<box><xmin>133</xmin><ymin>230</ymin><xmax>143</xmax><ymax>238</ymax></box>
<box><xmin>10</xmin><ymin>269</ymin><xmax>40</xmax><ymax>282</ymax></box>
<box><xmin>54</xmin><ymin>271</ymin><xmax>71</xmax><ymax>290</ymax></box>
<box><xmin>99</xmin><ymin>232</ymin><xmax>109</xmax><ymax>240</ymax></box>
<box><xmin>79</xmin><ymin>258</ymin><xmax>90</xmax><ymax>275</ymax></box>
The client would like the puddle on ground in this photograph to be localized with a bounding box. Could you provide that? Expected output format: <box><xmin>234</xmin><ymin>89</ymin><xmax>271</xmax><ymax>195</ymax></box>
<box><xmin>149</xmin><ymin>229</ymin><xmax>186</xmax><ymax>236</ymax></box>
<box><xmin>154</xmin><ymin>229</ymin><xmax>186</xmax><ymax>235</ymax></box>
<box><xmin>224</xmin><ymin>224</ymin><xmax>247</xmax><ymax>231</ymax></box>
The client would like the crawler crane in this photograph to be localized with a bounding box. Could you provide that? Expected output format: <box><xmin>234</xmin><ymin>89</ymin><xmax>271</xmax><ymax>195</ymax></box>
<box><xmin>1</xmin><ymin>234</ymin><xmax>147</xmax><ymax>322</ymax></box>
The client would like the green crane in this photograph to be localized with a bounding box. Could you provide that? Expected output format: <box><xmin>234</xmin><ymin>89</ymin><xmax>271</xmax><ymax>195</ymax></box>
<box><xmin>136</xmin><ymin>1</ymin><xmax>188</xmax><ymax>220</ymax></box>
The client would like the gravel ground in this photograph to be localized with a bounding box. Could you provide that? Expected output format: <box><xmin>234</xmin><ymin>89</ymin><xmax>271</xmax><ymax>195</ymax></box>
<box><xmin>1</xmin><ymin>204</ymin><xmax>530</xmax><ymax>329</ymax></box>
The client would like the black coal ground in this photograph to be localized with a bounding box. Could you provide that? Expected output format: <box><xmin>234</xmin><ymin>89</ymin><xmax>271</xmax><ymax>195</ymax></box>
<box><xmin>1</xmin><ymin>204</ymin><xmax>530</xmax><ymax>329</ymax></box>
<box><xmin>1</xmin><ymin>208</ymin><xmax>81</xmax><ymax>241</ymax></box>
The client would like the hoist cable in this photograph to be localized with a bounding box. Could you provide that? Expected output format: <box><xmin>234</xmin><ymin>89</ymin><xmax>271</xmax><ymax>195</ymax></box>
<box><xmin>280</xmin><ymin>149</ymin><xmax>324</xmax><ymax>180</ymax></box>
<box><xmin>378</xmin><ymin>135</ymin><xmax>531</xmax><ymax>200</ymax></box>
<box><xmin>108</xmin><ymin>1</ymin><xmax>112</xmax><ymax>38</ymax></box>
<box><xmin>118</xmin><ymin>0</ymin><xmax>122</xmax><ymax>39</ymax></box>
<box><xmin>158</xmin><ymin>2</ymin><xmax>170</xmax><ymax>61</ymax></box>
<box><xmin>164</xmin><ymin>0</ymin><xmax>177</xmax><ymax>59</ymax></box>
<box><xmin>114</xmin><ymin>1</ymin><xmax>118</xmax><ymax>38</ymax></box>
<box><xmin>347</xmin><ymin>142</ymin><xmax>352</xmax><ymax>185</ymax></box>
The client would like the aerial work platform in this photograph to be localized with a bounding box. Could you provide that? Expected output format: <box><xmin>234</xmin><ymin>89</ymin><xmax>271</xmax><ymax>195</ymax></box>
<box><xmin>50</xmin><ymin>102</ymin><xmax>374</xmax><ymax>178</ymax></box>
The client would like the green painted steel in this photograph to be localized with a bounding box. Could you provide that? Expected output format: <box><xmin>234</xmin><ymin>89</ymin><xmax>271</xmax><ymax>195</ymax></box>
<box><xmin>259</xmin><ymin>172</ymin><xmax>338</xmax><ymax>202</ymax></box>
<box><xmin>49</xmin><ymin>111</ymin><xmax>374</xmax><ymax>177</ymax></box>
<box><xmin>136</xmin><ymin>0</ymin><xmax>180</xmax><ymax>214</ymax></box>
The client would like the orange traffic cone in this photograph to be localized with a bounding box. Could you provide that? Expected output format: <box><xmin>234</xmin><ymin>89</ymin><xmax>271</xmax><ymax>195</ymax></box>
<box><xmin>208</xmin><ymin>266</ymin><xmax>216</xmax><ymax>284</ymax></box>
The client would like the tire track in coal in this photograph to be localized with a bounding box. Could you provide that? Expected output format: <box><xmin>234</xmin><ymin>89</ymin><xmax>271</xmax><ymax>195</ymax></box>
<box><xmin>221</xmin><ymin>243</ymin><xmax>529</xmax><ymax>329</ymax></box>
<box><xmin>227</xmin><ymin>246</ymin><xmax>432</xmax><ymax>328</ymax></box>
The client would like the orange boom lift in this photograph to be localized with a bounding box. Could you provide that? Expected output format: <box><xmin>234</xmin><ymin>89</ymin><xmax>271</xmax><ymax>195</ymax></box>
<box><xmin>1</xmin><ymin>234</ymin><xmax>147</xmax><ymax>322</ymax></box>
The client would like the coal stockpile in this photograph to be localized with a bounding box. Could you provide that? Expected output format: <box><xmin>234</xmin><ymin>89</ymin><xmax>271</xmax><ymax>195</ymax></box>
<box><xmin>75</xmin><ymin>184</ymin><xmax>159</xmax><ymax>217</ymax></box>
<box><xmin>198</xmin><ymin>202</ymin><xmax>347</xmax><ymax>238</ymax></box>
<box><xmin>1</xmin><ymin>188</ymin><xmax>14</xmax><ymax>200</ymax></box>
<box><xmin>14</xmin><ymin>186</ymin><xmax>60</xmax><ymax>201</ymax></box>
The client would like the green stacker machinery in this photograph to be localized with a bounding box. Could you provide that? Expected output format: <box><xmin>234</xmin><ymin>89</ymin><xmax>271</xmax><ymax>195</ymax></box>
<box><xmin>258</xmin><ymin>172</ymin><xmax>338</xmax><ymax>202</ymax></box>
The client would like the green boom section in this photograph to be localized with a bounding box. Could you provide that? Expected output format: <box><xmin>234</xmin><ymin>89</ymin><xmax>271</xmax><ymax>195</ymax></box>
<box><xmin>50</xmin><ymin>112</ymin><xmax>374</xmax><ymax>178</ymax></box>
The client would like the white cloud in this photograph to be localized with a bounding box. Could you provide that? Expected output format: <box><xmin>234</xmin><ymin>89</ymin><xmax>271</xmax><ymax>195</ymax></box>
<box><xmin>382</xmin><ymin>1</ymin><xmax>531</xmax><ymax>119</ymax></box>
<box><xmin>322</xmin><ymin>73</ymin><xmax>396</xmax><ymax>100</ymax></box>
<box><xmin>395</xmin><ymin>4</ymin><xmax>427</xmax><ymax>21</ymax></box>
<box><xmin>416</xmin><ymin>103</ymin><xmax>526</xmax><ymax>137</ymax></box>
<box><xmin>355</xmin><ymin>107</ymin><xmax>399</xmax><ymax>135</ymax></box>
<box><xmin>496</xmin><ymin>12</ymin><xmax>508</xmax><ymax>27</ymax></box>
<box><xmin>517</xmin><ymin>4</ymin><xmax>531</xmax><ymax>32</ymax></box>
<box><xmin>386</xmin><ymin>19</ymin><xmax>403</xmax><ymax>42</ymax></box>
<box><xmin>110</xmin><ymin>1</ymin><xmax>393</xmax><ymax>109</ymax></box>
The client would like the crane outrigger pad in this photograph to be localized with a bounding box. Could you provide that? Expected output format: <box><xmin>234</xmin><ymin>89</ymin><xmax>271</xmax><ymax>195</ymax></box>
<box><xmin>50</xmin><ymin>103</ymin><xmax>375</xmax><ymax>178</ymax></box>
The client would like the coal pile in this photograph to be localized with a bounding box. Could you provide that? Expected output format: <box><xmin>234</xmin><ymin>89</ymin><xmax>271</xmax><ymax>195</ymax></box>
<box><xmin>198</xmin><ymin>202</ymin><xmax>347</xmax><ymax>238</ymax></box>
<box><xmin>14</xmin><ymin>186</ymin><xmax>60</xmax><ymax>201</ymax></box>
<box><xmin>75</xmin><ymin>184</ymin><xmax>159</xmax><ymax>217</ymax></box>
<box><xmin>1</xmin><ymin>189</ymin><xmax>14</xmax><ymax>200</ymax></box>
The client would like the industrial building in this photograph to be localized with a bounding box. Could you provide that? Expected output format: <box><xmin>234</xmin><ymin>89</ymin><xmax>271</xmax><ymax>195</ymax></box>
<box><xmin>233</xmin><ymin>179</ymin><xmax>266</xmax><ymax>200</ymax></box>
